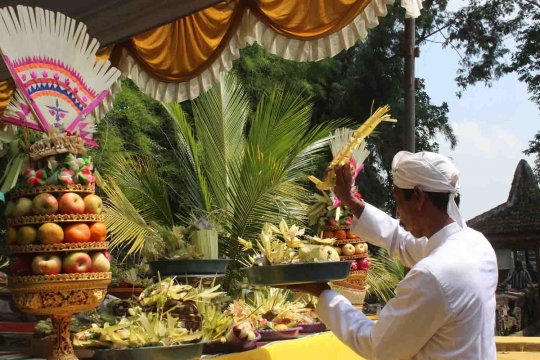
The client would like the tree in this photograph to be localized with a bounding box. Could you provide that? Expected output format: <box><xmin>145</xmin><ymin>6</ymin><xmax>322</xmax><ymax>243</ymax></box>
<box><xmin>437</xmin><ymin>0</ymin><xmax>540</xmax><ymax>179</ymax></box>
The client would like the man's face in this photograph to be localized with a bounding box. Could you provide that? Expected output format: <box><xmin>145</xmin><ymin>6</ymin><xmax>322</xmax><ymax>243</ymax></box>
<box><xmin>393</xmin><ymin>186</ymin><xmax>423</xmax><ymax>238</ymax></box>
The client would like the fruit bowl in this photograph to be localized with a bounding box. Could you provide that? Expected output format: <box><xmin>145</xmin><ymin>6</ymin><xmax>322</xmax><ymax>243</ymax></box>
<box><xmin>298</xmin><ymin>322</ymin><xmax>327</xmax><ymax>334</ymax></box>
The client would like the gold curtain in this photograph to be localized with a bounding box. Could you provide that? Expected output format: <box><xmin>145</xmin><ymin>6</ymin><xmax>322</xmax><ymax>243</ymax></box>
<box><xmin>123</xmin><ymin>0</ymin><xmax>372</xmax><ymax>82</ymax></box>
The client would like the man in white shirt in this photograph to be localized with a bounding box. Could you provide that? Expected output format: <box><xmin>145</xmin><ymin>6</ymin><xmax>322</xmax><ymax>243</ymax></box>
<box><xmin>292</xmin><ymin>151</ymin><xmax>498</xmax><ymax>359</ymax></box>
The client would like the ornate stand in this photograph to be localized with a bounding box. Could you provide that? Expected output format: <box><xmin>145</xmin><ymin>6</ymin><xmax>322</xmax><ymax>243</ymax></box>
<box><xmin>51</xmin><ymin>315</ymin><xmax>76</xmax><ymax>360</ymax></box>
<box><xmin>8</xmin><ymin>272</ymin><xmax>111</xmax><ymax>360</ymax></box>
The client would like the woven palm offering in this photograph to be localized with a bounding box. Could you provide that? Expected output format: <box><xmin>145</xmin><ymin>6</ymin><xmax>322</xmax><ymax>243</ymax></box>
<box><xmin>307</xmin><ymin>119</ymin><xmax>395</xmax><ymax>306</ymax></box>
<box><xmin>0</xmin><ymin>5</ymin><xmax>120</xmax><ymax>359</ymax></box>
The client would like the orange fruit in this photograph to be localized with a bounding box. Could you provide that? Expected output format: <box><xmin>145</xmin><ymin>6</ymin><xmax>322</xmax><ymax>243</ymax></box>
<box><xmin>346</xmin><ymin>230</ymin><xmax>359</xmax><ymax>239</ymax></box>
<box><xmin>64</xmin><ymin>223</ymin><xmax>91</xmax><ymax>243</ymax></box>
<box><xmin>89</xmin><ymin>222</ymin><xmax>107</xmax><ymax>242</ymax></box>
<box><xmin>6</xmin><ymin>227</ymin><xmax>18</xmax><ymax>245</ymax></box>
<box><xmin>37</xmin><ymin>223</ymin><xmax>64</xmax><ymax>244</ymax></box>
<box><xmin>334</xmin><ymin>230</ymin><xmax>347</xmax><ymax>240</ymax></box>
<box><xmin>322</xmin><ymin>230</ymin><xmax>334</xmax><ymax>239</ymax></box>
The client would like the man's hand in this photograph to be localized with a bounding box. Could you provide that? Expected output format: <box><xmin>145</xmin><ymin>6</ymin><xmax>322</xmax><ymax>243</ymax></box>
<box><xmin>280</xmin><ymin>283</ymin><xmax>331</xmax><ymax>297</ymax></box>
<box><xmin>334</xmin><ymin>163</ymin><xmax>365</xmax><ymax>218</ymax></box>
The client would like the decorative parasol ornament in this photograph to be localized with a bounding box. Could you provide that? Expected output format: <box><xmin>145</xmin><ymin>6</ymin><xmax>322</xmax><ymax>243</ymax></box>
<box><xmin>0</xmin><ymin>6</ymin><xmax>121</xmax><ymax>145</ymax></box>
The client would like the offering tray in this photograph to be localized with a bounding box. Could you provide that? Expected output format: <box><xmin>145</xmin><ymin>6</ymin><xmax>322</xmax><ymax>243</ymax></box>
<box><xmin>89</xmin><ymin>342</ymin><xmax>204</xmax><ymax>360</ymax></box>
<box><xmin>7</xmin><ymin>242</ymin><xmax>108</xmax><ymax>254</ymax></box>
<box><xmin>10</xmin><ymin>184</ymin><xmax>95</xmax><ymax>199</ymax></box>
<box><xmin>8</xmin><ymin>272</ymin><xmax>111</xmax><ymax>360</ymax></box>
<box><xmin>243</xmin><ymin>261</ymin><xmax>351</xmax><ymax>286</ymax></box>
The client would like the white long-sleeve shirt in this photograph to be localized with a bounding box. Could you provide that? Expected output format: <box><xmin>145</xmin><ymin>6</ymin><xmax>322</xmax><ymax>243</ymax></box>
<box><xmin>316</xmin><ymin>203</ymin><xmax>498</xmax><ymax>360</ymax></box>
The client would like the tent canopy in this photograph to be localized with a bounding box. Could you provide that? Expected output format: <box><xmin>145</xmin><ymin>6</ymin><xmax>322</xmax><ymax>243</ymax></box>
<box><xmin>0</xmin><ymin>0</ymin><xmax>423</xmax><ymax>118</ymax></box>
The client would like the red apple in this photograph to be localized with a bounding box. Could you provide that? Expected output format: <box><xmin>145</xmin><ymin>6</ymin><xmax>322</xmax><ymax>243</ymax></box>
<box><xmin>357</xmin><ymin>258</ymin><xmax>371</xmax><ymax>270</ymax></box>
<box><xmin>63</xmin><ymin>252</ymin><xmax>92</xmax><ymax>274</ymax></box>
<box><xmin>83</xmin><ymin>194</ymin><xmax>103</xmax><ymax>214</ymax></box>
<box><xmin>32</xmin><ymin>193</ymin><xmax>59</xmax><ymax>215</ymax></box>
<box><xmin>32</xmin><ymin>254</ymin><xmax>62</xmax><ymax>275</ymax></box>
<box><xmin>90</xmin><ymin>252</ymin><xmax>110</xmax><ymax>272</ymax></box>
<box><xmin>58</xmin><ymin>193</ymin><xmax>85</xmax><ymax>214</ymax></box>
<box><xmin>11</xmin><ymin>255</ymin><xmax>34</xmax><ymax>276</ymax></box>
<box><xmin>13</xmin><ymin>197</ymin><xmax>33</xmax><ymax>217</ymax></box>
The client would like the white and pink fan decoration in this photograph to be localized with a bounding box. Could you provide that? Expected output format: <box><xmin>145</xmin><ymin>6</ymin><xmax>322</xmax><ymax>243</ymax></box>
<box><xmin>0</xmin><ymin>5</ymin><xmax>120</xmax><ymax>145</ymax></box>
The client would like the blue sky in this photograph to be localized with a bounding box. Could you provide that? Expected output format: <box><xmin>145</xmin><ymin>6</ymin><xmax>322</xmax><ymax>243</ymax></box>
<box><xmin>416</xmin><ymin>16</ymin><xmax>538</xmax><ymax>220</ymax></box>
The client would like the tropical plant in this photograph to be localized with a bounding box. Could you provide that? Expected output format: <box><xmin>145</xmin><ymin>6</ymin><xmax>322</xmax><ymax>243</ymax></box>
<box><xmin>100</xmin><ymin>72</ymin><xmax>347</xmax><ymax>292</ymax></box>
<box><xmin>366</xmin><ymin>248</ymin><xmax>405</xmax><ymax>304</ymax></box>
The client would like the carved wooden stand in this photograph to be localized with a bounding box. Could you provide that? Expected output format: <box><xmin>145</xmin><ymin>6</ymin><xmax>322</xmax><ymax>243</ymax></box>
<box><xmin>51</xmin><ymin>315</ymin><xmax>77</xmax><ymax>360</ymax></box>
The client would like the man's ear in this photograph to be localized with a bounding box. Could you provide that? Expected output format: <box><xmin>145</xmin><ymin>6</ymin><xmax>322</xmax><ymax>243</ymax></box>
<box><xmin>413</xmin><ymin>185</ymin><xmax>425</xmax><ymax>210</ymax></box>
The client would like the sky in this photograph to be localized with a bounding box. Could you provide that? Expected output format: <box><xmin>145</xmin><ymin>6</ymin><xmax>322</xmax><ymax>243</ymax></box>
<box><xmin>415</xmin><ymin>5</ymin><xmax>538</xmax><ymax>221</ymax></box>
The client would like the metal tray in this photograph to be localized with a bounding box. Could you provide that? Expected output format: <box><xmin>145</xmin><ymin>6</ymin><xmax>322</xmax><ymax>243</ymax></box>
<box><xmin>90</xmin><ymin>342</ymin><xmax>203</xmax><ymax>360</ymax></box>
<box><xmin>243</xmin><ymin>261</ymin><xmax>352</xmax><ymax>286</ymax></box>
<box><xmin>149</xmin><ymin>259</ymin><xmax>231</xmax><ymax>276</ymax></box>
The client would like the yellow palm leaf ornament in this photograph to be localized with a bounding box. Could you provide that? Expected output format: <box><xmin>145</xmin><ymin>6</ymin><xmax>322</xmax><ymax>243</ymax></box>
<box><xmin>308</xmin><ymin>105</ymin><xmax>396</xmax><ymax>191</ymax></box>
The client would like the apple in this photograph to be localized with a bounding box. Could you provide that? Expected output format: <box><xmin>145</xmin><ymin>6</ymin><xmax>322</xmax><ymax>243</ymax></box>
<box><xmin>90</xmin><ymin>251</ymin><xmax>110</xmax><ymax>272</ymax></box>
<box><xmin>4</xmin><ymin>200</ymin><xmax>16</xmax><ymax>217</ymax></box>
<box><xmin>63</xmin><ymin>252</ymin><xmax>92</xmax><ymax>274</ymax></box>
<box><xmin>342</xmin><ymin>243</ymin><xmax>356</xmax><ymax>256</ymax></box>
<box><xmin>17</xmin><ymin>226</ymin><xmax>38</xmax><ymax>245</ymax></box>
<box><xmin>32</xmin><ymin>193</ymin><xmax>59</xmax><ymax>215</ymax></box>
<box><xmin>32</xmin><ymin>254</ymin><xmax>62</xmax><ymax>275</ymax></box>
<box><xmin>354</xmin><ymin>243</ymin><xmax>366</xmax><ymax>255</ymax></box>
<box><xmin>84</xmin><ymin>194</ymin><xmax>103</xmax><ymax>214</ymax></box>
<box><xmin>357</xmin><ymin>258</ymin><xmax>371</xmax><ymax>271</ymax></box>
<box><xmin>13</xmin><ymin>197</ymin><xmax>33</xmax><ymax>217</ymax></box>
<box><xmin>58</xmin><ymin>193</ymin><xmax>85</xmax><ymax>214</ymax></box>
<box><xmin>11</xmin><ymin>255</ymin><xmax>34</xmax><ymax>276</ymax></box>
<box><xmin>6</xmin><ymin>227</ymin><xmax>18</xmax><ymax>245</ymax></box>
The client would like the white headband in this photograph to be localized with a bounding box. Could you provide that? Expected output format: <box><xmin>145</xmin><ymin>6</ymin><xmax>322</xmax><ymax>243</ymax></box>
<box><xmin>392</xmin><ymin>151</ymin><xmax>466</xmax><ymax>228</ymax></box>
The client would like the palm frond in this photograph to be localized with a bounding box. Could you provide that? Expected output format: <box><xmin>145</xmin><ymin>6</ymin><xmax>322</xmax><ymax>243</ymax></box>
<box><xmin>192</xmin><ymin>72</ymin><xmax>249</xmax><ymax>210</ymax></box>
<box><xmin>367</xmin><ymin>248</ymin><xmax>404</xmax><ymax>303</ymax></box>
<box><xmin>105</xmin><ymin>153</ymin><xmax>174</xmax><ymax>227</ymax></box>
<box><xmin>99</xmin><ymin>173</ymin><xmax>157</xmax><ymax>257</ymax></box>
<box><xmin>164</xmin><ymin>102</ymin><xmax>212</xmax><ymax>212</ymax></box>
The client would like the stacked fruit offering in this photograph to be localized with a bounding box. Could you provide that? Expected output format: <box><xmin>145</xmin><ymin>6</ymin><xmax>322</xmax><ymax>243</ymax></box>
<box><xmin>321</xmin><ymin>209</ymin><xmax>370</xmax><ymax>307</ymax></box>
<box><xmin>5</xmin><ymin>152</ymin><xmax>110</xmax><ymax>278</ymax></box>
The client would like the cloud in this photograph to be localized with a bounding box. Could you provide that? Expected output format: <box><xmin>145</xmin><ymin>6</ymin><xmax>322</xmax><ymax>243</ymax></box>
<box><xmin>437</xmin><ymin>122</ymin><xmax>534</xmax><ymax>221</ymax></box>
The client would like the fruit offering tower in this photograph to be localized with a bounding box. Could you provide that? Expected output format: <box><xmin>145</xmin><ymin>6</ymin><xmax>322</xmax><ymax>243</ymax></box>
<box><xmin>308</xmin><ymin>128</ymin><xmax>372</xmax><ymax>308</ymax></box>
<box><xmin>0</xmin><ymin>5</ymin><xmax>120</xmax><ymax>360</ymax></box>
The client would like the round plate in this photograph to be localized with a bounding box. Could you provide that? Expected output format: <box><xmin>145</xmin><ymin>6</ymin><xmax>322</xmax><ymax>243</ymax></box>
<box><xmin>257</xmin><ymin>327</ymin><xmax>302</xmax><ymax>341</ymax></box>
<box><xmin>7</xmin><ymin>242</ymin><xmax>108</xmax><ymax>254</ymax></box>
<box><xmin>149</xmin><ymin>259</ymin><xmax>231</xmax><ymax>276</ymax></box>
<box><xmin>203</xmin><ymin>333</ymin><xmax>261</xmax><ymax>355</ymax></box>
<box><xmin>333</xmin><ymin>238</ymin><xmax>364</xmax><ymax>245</ymax></box>
<box><xmin>243</xmin><ymin>261</ymin><xmax>352</xmax><ymax>286</ymax></box>
<box><xmin>340</xmin><ymin>254</ymin><xmax>366</xmax><ymax>260</ymax></box>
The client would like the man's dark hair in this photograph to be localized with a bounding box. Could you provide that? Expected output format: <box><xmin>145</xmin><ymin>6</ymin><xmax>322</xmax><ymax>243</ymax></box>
<box><xmin>403</xmin><ymin>189</ymin><xmax>461</xmax><ymax>213</ymax></box>
<box><xmin>515</xmin><ymin>261</ymin><xmax>523</xmax><ymax>269</ymax></box>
